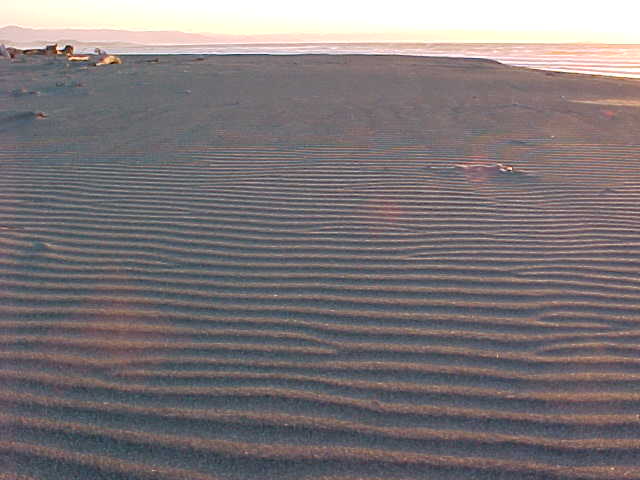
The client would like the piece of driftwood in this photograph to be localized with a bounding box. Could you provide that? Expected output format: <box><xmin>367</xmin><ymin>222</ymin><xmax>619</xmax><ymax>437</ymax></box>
<box><xmin>91</xmin><ymin>49</ymin><xmax>122</xmax><ymax>66</ymax></box>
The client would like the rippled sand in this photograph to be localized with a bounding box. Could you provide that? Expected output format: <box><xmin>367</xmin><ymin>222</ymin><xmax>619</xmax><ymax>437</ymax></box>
<box><xmin>2</xmin><ymin>54</ymin><xmax>640</xmax><ymax>479</ymax></box>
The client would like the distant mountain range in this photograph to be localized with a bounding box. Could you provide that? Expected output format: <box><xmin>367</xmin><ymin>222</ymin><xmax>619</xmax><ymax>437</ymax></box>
<box><xmin>0</xmin><ymin>25</ymin><xmax>238</xmax><ymax>45</ymax></box>
<box><xmin>1</xmin><ymin>24</ymin><xmax>608</xmax><ymax>46</ymax></box>
<box><xmin>0</xmin><ymin>25</ymin><xmax>429</xmax><ymax>46</ymax></box>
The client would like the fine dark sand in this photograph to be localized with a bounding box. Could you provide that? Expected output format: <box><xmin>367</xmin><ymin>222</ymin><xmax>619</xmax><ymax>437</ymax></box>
<box><xmin>3</xmin><ymin>54</ymin><xmax>640</xmax><ymax>479</ymax></box>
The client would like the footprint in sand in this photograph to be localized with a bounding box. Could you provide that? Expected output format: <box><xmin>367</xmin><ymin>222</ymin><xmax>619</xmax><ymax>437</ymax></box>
<box><xmin>0</xmin><ymin>111</ymin><xmax>47</xmax><ymax>132</ymax></box>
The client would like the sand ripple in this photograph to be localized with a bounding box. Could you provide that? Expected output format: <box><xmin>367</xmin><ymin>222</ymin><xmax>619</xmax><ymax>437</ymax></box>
<box><xmin>2</xmin><ymin>144</ymin><xmax>640</xmax><ymax>479</ymax></box>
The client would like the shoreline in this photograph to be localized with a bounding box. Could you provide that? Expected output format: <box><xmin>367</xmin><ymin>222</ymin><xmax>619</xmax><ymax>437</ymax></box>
<box><xmin>9</xmin><ymin>39</ymin><xmax>640</xmax><ymax>79</ymax></box>
<box><xmin>3</xmin><ymin>40</ymin><xmax>632</xmax><ymax>80</ymax></box>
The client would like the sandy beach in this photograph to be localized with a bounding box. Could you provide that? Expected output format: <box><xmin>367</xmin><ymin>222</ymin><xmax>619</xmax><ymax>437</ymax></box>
<box><xmin>3</xmin><ymin>53</ymin><xmax>640</xmax><ymax>479</ymax></box>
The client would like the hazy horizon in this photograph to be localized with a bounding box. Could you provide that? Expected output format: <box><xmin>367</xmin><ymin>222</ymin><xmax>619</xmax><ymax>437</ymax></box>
<box><xmin>2</xmin><ymin>25</ymin><xmax>638</xmax><ymax>46</ymax></box>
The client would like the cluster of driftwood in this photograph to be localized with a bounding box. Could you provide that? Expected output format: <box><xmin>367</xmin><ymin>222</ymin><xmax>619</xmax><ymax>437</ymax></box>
<box><xmin>5</xmin><ymin>43</ymin><xmax>74</xmax><ymax>58</ymax></box>
<box><xmin>1</xmin><ymin>43</ymin><xmax>122</xmax><ymax>65</ymax></box>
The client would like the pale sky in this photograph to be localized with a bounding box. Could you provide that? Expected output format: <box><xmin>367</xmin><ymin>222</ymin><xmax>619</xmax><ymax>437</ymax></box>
<box><xmin>4</xmin><ymin>0</ymin><xmax>640</xmax><ymax>43</ymax></box>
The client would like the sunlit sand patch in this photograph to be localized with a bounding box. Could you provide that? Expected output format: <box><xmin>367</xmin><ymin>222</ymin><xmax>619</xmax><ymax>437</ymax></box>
<box><xmin>570</xmin><ymin>98</ymin><xmax>640</xmax><ymax>107</ymax></box>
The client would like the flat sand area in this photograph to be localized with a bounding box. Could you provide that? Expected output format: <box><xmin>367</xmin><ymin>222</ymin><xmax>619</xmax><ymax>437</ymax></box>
<box><xmin>3</xmin><ymin>54</ymin><xmax>640</xmax><ymax>479</ymax></box>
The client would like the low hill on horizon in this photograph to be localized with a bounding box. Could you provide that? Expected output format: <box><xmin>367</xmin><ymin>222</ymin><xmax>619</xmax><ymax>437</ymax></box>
<box><xmin>0</xmin><ymin>25</ymin><xmax>418</xmax><ymax>46</ymax></box>
<box><xmin>1</xmin><ymin>24</ymin><xmax>515</xmax><ymax>46</ymax></box>
<box><xmin>0</xmin><ymin>25</ymin><xmax>226</xmax><ymax>45</ymax></box>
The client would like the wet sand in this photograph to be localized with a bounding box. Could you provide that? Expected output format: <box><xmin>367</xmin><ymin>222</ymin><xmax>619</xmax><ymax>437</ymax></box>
<box><xmin>3</xmin><ymin>54</ymin><xmax>640</xmax><ymax>479</ymax></box>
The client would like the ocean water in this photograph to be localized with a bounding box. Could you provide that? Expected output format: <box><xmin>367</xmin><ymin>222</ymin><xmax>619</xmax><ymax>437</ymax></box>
<box><xmin>109</xmin><ymin>42</ymin><xmax>640</xmax><ymax>79</ymax></box>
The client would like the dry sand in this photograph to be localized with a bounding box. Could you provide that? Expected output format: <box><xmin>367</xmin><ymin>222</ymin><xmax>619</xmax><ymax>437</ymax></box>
<box><xmin>3</xmin><ymin>54</ymin><xmax>640</xmax><ymax>479</ymax></box>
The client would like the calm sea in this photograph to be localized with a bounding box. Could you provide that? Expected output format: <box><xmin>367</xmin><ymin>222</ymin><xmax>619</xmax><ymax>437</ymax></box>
<box><xmin>109</xmin><ymin>43</ymin><xmax>640</xmax><ymax>79</ymax></box>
